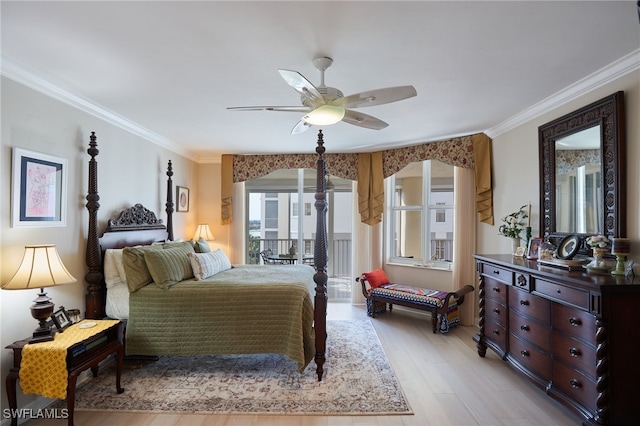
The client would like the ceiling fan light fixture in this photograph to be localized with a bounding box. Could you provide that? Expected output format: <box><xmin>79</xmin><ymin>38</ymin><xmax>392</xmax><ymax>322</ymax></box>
<box><xmin>302</xmin><ymin>105</ymin><xmax>345</xmax><ymax>125</ymax></box>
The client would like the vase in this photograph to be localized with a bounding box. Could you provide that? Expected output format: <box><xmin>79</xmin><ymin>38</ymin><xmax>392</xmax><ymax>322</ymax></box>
<box><xmin>512</xmin><ymin>238</ymin><xmax>521</xmax><ymax>255</ymax></box>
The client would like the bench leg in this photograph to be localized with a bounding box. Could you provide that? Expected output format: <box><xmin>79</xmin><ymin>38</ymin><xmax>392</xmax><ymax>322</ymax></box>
<box><xmin>431</xmin><ymin>310</ymin><xmax>438</xmax><ymax>333</ymax></box>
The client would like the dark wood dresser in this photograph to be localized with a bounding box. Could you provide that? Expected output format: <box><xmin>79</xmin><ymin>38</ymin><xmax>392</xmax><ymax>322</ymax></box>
<box><xmin>474</xmin><ymin>254</ymin><xmax>639</xmax><ymax>426</ymax></box>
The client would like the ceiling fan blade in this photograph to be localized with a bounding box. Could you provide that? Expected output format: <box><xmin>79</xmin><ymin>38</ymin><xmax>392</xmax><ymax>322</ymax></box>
<box><xmin>291</xmin><ymin>120</ymin><xmax>312</xmax><ymax>135</ymax></box>
<box><xmin>227</xmin><ymin>106</ymin><xmax>311</xmax><ymax>112</ymax></box>
<box><xmin>342</xmin><ymin>110</ymin><xmax>388</xmax><ymax>130</ymax></box>
<box><xmin>278</xmin><ymin>69</ymin><xmax>324</xmax><ymax>104</ymax></box>
<box><xmin>340</xmin><ymin>86</ymin><xmax>417</xmax><ymax>109</ymax></box>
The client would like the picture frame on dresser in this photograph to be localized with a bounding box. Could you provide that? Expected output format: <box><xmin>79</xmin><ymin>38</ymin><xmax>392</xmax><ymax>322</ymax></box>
<box><xmin>11</xmin><ymin>147</ymin><xmax>68</xmax><ymax>227</ymax></box>
<box><xmin>526</xmin><ymin>237</ymin><xmax>543</xmax><ymax>259</ymax></box>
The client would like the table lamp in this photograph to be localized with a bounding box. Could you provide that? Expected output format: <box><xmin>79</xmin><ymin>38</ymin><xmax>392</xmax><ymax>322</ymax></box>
<box><xmin>610</xmin><ymin>238</ymin><xmax>631</xmax><ymax>276</ymax></box>
<box><xmin>1</xmin><ymin>245</ymin><xmax>77</xmax><ymax>343</ymax></box>
<box><xmin>193</xmin><ymin>223</ymin><xmax>215</xmax><ymax>242</ymax></box>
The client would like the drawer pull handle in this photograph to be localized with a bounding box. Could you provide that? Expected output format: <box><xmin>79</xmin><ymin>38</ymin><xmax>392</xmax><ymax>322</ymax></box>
<box><xmin>493</xmin><ymin>270</ymin><xmax>500</xmax><ymax>275</ymax></box>
<box><xmin>492</xmin><ymin>287</ymin><xmax>500</xmax><ymax>292</ymax></box>
<box><xmin>520</xmin><ymin>350</ymin><xmax>529</xmax><ymax>357</ymax></box>
<box><xmin>493</xmin><ymin>308</ymin><xmax>500</xmax><ymax>314</ymax></box>
<box><xmin>569</xmin><ymin>348</ymin><xmax>581</xmax><ymax>357</ymax></box>
<box><xmin>492</xmin><ymin>329</ymin><xmax>500</xmax><ymax>335</ymax></box>
<box><xmin>519</xmin><ymin>300</ymin><xmax>529</xmax><ymax>306</ymax></box>
<box><xmin>520</xmin><ymin>325</ymin><xmax>530</xmax><ymax>332</ymax></box>
<box><xmin>570</xmin><ymin>379</ymin><xmax>581</xmax><ymax>389</ymax></box>
<box><xmin>569</xmin><ymin>317</ymin><xmax>581</xmax><ymax>327</ymax></box>
<box><xmin>556</xmin><ymin>288</ymin><xmax>562</xmax><ymax>294</ymax></box>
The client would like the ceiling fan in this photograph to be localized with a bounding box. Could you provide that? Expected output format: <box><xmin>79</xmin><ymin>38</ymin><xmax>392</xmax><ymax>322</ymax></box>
<box><xmin>227</xmin><ymin>57</ymin><xmax>417</xmax><ymax>135</ymax></box>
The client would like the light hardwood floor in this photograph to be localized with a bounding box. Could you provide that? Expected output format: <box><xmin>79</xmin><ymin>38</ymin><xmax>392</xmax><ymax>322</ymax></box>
<box><xmin>25</xmin><ymin>303</ymin><xmax>580</xmax><ymax>426</ymax></box>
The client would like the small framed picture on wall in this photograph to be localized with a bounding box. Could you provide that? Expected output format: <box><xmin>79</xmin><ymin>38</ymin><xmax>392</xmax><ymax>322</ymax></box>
<box><xmin>176</xmin><ymin>186</ymin><xmax>190</xmax><ymax>212</ymax></box>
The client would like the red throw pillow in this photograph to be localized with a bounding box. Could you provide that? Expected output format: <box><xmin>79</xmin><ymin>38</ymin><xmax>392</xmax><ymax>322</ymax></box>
<box><xmin>363</xmin><ymin>268</ymin><xmax>390</xmax><ymax>289</ymax></box>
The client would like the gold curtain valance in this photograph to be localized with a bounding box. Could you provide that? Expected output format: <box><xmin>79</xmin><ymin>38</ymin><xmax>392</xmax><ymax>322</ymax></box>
<box><xmin>221</xmin><ymin>133</ymin><xmax>493</xmax><ymax>226</ymax></box>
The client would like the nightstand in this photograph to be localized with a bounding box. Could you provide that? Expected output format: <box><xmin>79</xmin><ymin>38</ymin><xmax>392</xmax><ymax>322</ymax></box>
<box><xmin>5</xmin><ymin>320</ymin><xmax>124</xmax><ymax>426</ymax></box>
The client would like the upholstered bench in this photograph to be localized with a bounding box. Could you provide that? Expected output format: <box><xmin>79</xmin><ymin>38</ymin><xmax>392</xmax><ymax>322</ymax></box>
<box><xmin>357</xmin><ymin>269</ymin><xmax>474</xmax><ymax>334</ymax></box>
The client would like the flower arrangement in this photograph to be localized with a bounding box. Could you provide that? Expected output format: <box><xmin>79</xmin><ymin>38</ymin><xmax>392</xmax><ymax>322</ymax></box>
<box><xmin>585</xmin><ymin>235</ymin><xmax>610</xmax><ymax>249</ymax></box>
<box><xmin>498</xmin><ymin>205</ymin><xmax>529</xmax><ymax>239</ymax></box>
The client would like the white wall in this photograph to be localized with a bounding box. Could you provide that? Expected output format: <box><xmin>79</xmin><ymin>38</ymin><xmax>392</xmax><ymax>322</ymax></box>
<box><xmin>0</xmin><ymin>77</ymin><xmax>198</xmax><ymax>413</ymax></box>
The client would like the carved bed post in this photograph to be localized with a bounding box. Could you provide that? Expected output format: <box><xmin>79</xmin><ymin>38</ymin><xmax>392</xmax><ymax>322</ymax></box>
<box><xmin>313</xmin><ymin>130</ymin><xmax>328</xmax><ymax>381</ymax></box>
<box><xmin>165</xmin><ymin>160</ymin><xmax>174</xmax><ymax>241</ymax></box>
<box><xmin>85</xmin><ymin>132</ymin><xmax>104</xmax><ymax>319</ymax></box>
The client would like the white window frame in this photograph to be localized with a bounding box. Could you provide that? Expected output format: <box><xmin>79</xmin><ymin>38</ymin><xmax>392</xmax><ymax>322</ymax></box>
<box><xmin>385</xmin><ymin>160</ymin><xmax>454</xmax><ymax>270</ymax></box>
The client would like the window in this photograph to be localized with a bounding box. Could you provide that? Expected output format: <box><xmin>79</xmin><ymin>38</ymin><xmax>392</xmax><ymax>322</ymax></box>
<box><xmin>386</xmin><ymin>160</ymin><xmax>454</xmax><ymax>267</ymax></box>
<box><xmin>304</xmin><ymin>202</ymin><xmax>311</xmax><ymax>216</ymax></box>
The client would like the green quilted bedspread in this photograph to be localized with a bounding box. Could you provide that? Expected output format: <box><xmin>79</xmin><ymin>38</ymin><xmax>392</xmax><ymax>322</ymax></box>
<box><xmin>126</xmin><ymin>264</ymin><xmax>316</xmax><ymax>372</ymax></box>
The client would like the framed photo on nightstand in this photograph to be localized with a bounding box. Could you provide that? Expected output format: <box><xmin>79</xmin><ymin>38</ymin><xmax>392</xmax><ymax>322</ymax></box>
<box><xmin>51</xmin><ymin>307</ymin><xmax>73</xmax><ymax>332</ymax></box>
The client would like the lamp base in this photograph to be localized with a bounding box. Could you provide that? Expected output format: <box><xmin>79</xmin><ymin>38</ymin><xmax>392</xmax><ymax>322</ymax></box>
<box><xmin>30</xmin><ymin>328</ymin><xmax>55</xmax><ymax>344</ymax></box>
<box><xmin>29</xmin><ymin>289</ymin><xmax>55</xmax><ymax>344</ymax></box>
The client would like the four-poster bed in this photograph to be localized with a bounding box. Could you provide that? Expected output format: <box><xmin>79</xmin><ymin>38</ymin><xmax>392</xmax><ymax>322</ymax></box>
<box><xmin>84</xmin><ymin>131</ymin><xmax>328</xmax><ymax>380</ymax></box>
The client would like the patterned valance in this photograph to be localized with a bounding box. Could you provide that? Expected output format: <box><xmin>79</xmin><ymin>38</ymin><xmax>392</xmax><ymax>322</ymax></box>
<box><xmin>382</xmin><ymin>135</ymin><xmax>474</xmax><ymax>177</ymax></box>
<box><xmin>222</xmin><ymin>132</ymin><xmax>493</xmax><ymax>226</ymax></box>
<box><xmin>556</xmin><ymin>149</ymin><xmax>600</xmax><ymax>175</ymax></box>
<box><xmin>232</xmin><ymin>153</ymin><xmax>358</xmax><ymax>183</ymax></box>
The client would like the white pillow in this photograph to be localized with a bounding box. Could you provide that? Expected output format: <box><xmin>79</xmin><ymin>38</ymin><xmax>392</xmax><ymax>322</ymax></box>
<box><xmin>187</xmin><ymin>249</ymin><xmax>231</xmax><ymax>280</ymax></box>
<box><xmin>104</xmin><ymin>249</ymin><xmax>126</xmax><ymax>288</ymax></box>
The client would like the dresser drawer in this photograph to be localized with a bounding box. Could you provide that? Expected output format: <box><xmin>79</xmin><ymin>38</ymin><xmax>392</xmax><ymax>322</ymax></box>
<box><xmin>485</xmin><ymin>297</ymin><xmax>507</xmax><ymax>326</ymax></box>
<box><xmin>552</xmin><ymin>303</ymin><xmax>597</xmax><ymax>341</ymax></box>
<box><xmin>534</xmin><ymin>279</ymin><xmax>589</xmax><ymax>309</ymax></box>
<box><xmin>552</xmin><ymin>332</ymin><xmax>596</xmax><ymax>378</ymax></box>
<box><xmin>509</xmin><ymin>310</ymin><xmax>551</xmax><ymax>352</ymax></box>
<box><xmin>552</xmin><ymin>360</ymin><xmax>597</xmax><ymax>413</ymax></box>
<box><xmin>484</xmin><ymin>318</ymin><xmax>507</xmax><ymax>352</ymax></box>
<box><xmin>480</xmin><ymin>263</ymin><xmax>513</xmax><ymax>285</ymax></box>
<box><xmin>484</xmin><ymin>280</ymin><xmax>507</xmax><ymax>304</ymax></box>
<box><xmin>509</xmin><ymin>289</ymin><xmax>550</xmax><ymax>324</ymax></box>
<box><xmin>509</xmin><ymin>333</ymin><xmax>552</xmax><ymax>380</ymax></box>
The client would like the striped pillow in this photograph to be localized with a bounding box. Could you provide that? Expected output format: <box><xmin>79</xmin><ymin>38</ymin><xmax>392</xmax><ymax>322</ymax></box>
<box><xmin>188</xmin><ymin>249</ymin><xmax>231</xmax><ymax>280</ymax></box>
<box><xmin>144</xmin><ymin>244</ymin><xmax>195</xmax><ymax>289</ymax></box>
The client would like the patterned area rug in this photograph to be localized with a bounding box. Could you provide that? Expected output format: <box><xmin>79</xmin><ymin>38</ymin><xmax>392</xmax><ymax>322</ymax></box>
<box><xmin>66</xmin><ymin>320</ymin><xmax>412</xmax><ymax>415</ymax></box>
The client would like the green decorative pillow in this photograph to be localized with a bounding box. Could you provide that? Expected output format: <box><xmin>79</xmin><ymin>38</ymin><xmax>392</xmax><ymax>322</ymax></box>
<box><xmin>195</xmin><ymin>237</ymin><xmax>211</xmax><ymax>253</ymax></box>
<box><xmin>188</xmin><ymin>237</ymin><xmax>211</xmax><ymax>253</ymax></box>
<box><xmin>162</xmin><ymin>241</ymin><xmax>193</xmax><ymax>250</ymax></box>
<box><xmin>144</xmin><ymin>244</ymin><xmax>195</xmax><ymax>289</ymax></box>
<box><xmin>122</xmin><ymin>244</ymin><xmax>164</xmax><ymax>292</ymax></box>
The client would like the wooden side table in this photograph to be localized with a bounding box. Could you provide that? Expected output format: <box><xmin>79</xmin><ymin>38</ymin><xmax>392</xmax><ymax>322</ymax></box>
<box><xmin>5</xmin><ymin>320</ymin><xmax>124</xmax><ymax>426</ymax></box>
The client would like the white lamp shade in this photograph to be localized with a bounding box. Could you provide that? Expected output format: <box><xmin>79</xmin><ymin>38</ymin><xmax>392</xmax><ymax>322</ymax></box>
<box><xmin>2</xmin><ymin>245</ymin><xmax>77</xmax><ymax>290</ymax></box>
<box><xmin>302</xmin><ymin>105</ymin><xmax>345</xmax><ymax>125</ymax></box>
<box><xmin>193</xmin><ymin>224</ymin><xmax>215</xmax><ymax>241</ymax></box>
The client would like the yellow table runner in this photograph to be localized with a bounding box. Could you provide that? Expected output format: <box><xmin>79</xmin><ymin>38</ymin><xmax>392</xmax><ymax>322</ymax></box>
<box><xmin>19</xmin><ymin>319</ymin><xmax>120</xmax><ymax>399</ymax></box>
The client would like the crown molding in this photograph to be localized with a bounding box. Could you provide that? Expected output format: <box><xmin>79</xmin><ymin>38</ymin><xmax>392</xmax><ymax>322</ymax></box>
<box><xmin>1</xmin><ymin>56</ymin><xmax>199</xmax><ymax>162</ymax></box>
<box><xmin>485</xmin><ymin>48</ymin><xmax>640</xmax><ymax>138</ymax></box>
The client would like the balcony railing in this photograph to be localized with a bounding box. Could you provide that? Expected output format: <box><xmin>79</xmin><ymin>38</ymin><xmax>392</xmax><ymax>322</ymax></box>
<box><xmin>248</xmin><ymin>238</ymin><xmax>352</xmax><ymax>278</ymax></box>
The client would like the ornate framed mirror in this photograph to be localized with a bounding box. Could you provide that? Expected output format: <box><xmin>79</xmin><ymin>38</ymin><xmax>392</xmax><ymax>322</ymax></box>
<box><xmin>538</xmin><ymin>91</ymin><xmax>626</xmax><ymax>252</ymax></box>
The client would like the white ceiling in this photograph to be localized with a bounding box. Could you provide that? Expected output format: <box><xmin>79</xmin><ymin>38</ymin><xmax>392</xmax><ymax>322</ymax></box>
<box><xmin>2</xmin><ymin>1</ymin><xmax>639</xmax><ymax>162</ymax></box>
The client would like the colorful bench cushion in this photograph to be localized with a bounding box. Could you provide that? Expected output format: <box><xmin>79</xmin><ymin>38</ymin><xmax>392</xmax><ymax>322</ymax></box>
<box><xmin>367</xmin><ymin>283</ymin><xmax>461</xmax><ymax>333</ymax></box>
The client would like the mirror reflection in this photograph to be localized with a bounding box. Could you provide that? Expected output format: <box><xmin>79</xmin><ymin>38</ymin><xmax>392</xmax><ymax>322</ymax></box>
<box><xmin>555</xmin><ymin>125</ymin><xmax>602</xmax><ymax>234</ymax></box>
